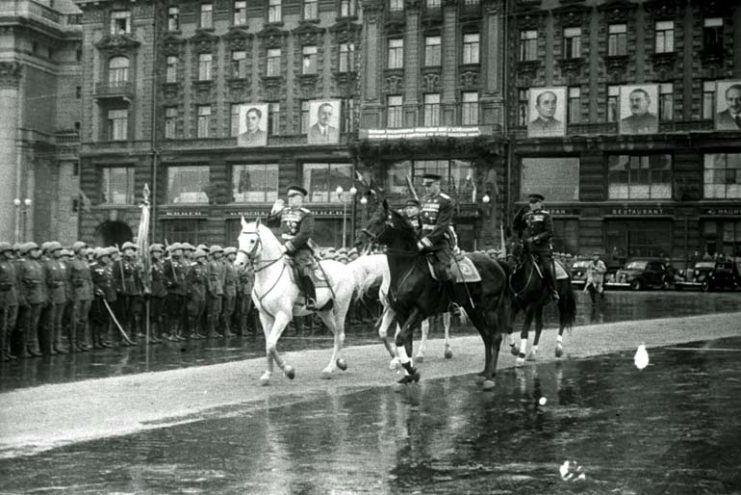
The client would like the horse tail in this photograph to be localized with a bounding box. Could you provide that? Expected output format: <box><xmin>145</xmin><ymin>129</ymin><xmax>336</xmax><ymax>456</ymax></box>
<box><xmin>349</xmin><ymin>255</ymin><xmax>385</xmax><ymax>301</ymax></box>
<box><xmin>558</xmin><ymin>279</ymin><xmax>577</xmax><ymax>330</ymax></box>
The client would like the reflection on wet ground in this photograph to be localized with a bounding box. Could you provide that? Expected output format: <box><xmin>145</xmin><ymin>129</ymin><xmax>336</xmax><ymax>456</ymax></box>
<box><xmin>1</xmin><ymin>291</ymin><xmax>740</xmax><ymax>392</ymax></box>
<box><xmin>1</xmin><ymin>337</ymin><xmax>740</xmax><ymax>494</ymax></box>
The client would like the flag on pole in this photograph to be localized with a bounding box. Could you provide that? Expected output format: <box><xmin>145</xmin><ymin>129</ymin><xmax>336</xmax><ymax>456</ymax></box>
<box><xmin>137</xmin><ymin>184</ymin><xmax>152</xmax><ymax>292</ymax></box>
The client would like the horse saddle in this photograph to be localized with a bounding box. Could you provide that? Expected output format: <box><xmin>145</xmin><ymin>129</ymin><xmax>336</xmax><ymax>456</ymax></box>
<box><xmin>530</xmin><ymin>258</ymin><xmax>569</xmax><ymax>280</ymax></box>
<box><xmin>285</xmin><ymin>259</ymin><xmax>331</xmax><ymax>289</ymax></box>
<box><xmin>427</xmin><ymin>255</ymin><xmax>482</xmax><ymax>283</ymax></box>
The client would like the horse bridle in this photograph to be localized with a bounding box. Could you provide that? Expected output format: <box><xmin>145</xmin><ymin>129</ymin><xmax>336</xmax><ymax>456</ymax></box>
<box><xmin>238</xmin><ymin>230</ymin><xmax>283</xmax><ymax>274</ymax></box>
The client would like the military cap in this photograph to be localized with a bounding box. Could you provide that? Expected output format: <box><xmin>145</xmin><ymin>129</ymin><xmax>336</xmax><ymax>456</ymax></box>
<box><xmin>527</xmin><ymin>193</ymin><xmax>545</xmax><ymax>202</ymax></box>
<box><xmin>122</xmin><ymin>241</ymin><xmax>137</xmax><ymax>251</ymax></box>
<box><xmin>421</xmin><ymin>173</ymin><xmax>442</xmax><ymax>183</ymax></box>
<box><xmin>149</xmin><ymin>243</ymin><xmax>165</xmax><ymax>253</ymax></box>
<box><xmin>21</xmin><ymin>242</ymin><xmax>40</xmax><ymax>255</ymax></box>
<box><xmin>193</xmin><ymin>249</ymin><xmax>207</xmax><ymax>259</ymax></box>
<box><xmin>338</xmin><ymin>247</ymin><xmax>348</xmax><ymax>253</ymax></box>
<box><xmin>46</xmin><ymin>241</ymin><xmax>63</xmax><ymax>253</ymax></box>
<box><xmin>210</xmin><ymin>245</ymin><xmax>224</xmax><ymax>253</ymax></box>
<box><xmin>286</xmin><ymin>185</ymin><xmax>308</xmax><ymax>197</ymax></box>
<box><xmin>224</xmin><ymin>246</ymin><xmax>237</xmax><ymax>255</ymax></box>
<box><xmin>0</xmin><ymin>242</ymin><xmax>13</xmax><ymax>253</ymax></box>
<box><xmin>72</xmin><ymin>241</ymin><xmax>87</xmax><ymax>252</ymax></box>
<box><xmin>405</xmin><ymin>199</ymin><xmax>421</xmax><ymax>207</ymax></box>
<box><xmin>182</xmin><ymin>243</ymin><xmax>196</xmax><ymax>251</ymax></box>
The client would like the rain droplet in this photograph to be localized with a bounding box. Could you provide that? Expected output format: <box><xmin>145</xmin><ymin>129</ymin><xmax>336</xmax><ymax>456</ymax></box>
<box><xmin>634</xmin><ymin>344</ymin><xmax>649</xmax><ymax>370</ymax></box>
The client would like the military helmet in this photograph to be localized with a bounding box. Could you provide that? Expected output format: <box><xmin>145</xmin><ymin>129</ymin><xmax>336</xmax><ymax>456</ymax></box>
<box><xmin>182</xmin><ymin>243</ymin><xmax>196</xmax><ymax>251</ymax></box>
<box><xmin>12</xmin><ymin>242</ymin><xmax>22</xmax><ymax>252</ymax></box>
<box><xmin>21</xmin><ymin>242</ymin><xmax>40</xmax><ymax>255</ymax></box>
<box><xmin>149</xmin><ymin>243</ymin><xmax>165</xmax><ymax>253</ymax></box>
<box><xmin>210</xmin><ymin>245</ymin><xmax>223</xmax><ymax>254</ymax></box>
<box><xmin>167</xmin><ymin>242</ymin><xmax>183</xmax><ymax>252</ymax></box>
<box><xmin>47</xmin><ymin>241</ymin><xmax>63</xmax><ymax>253</ymax></box>
<box><xmin>94</xmin><ymin>247</ymin><xmax>109</xmax><ymax>259</ymax></box>
<box><xmin>0</xmin><ymin>242</ymin><xmax>13</xmax><ymax>253</ymax></box>
<box><xmin>122</xmin><ymin>241</ymin><xmax>137</xmax><ymax>251</ymax></box>
<box><xmin>59</xmin><ymin>249</ymin><xmax>73</xmax><ymax>257</ymax></box>
<box><xmin>224</xmin><ymin>246</ymin><xmax>237</xmax><ymax>255</ymax></box>
<box><xmin>193</xmin><ymin>249</ymin><xmax>207</xmax><ymax>259</ymax></box>
<box><xmin>40</xmin><ymin>241</ymin><xmax>52</xmax><ymax>253</ymax></box>
<box><xmin>83</xmin><ymin>247</ymin><xmax>96</xmax><ymax>257</ymax></box>
<box><xmin>72</xmin><ymin>241</ymin><xmax>87</xmax><ymax>253</ymax></box>
<box><xmin>106</xmin><ymin>246</ymin><xmax>119</xmax><ymax>256</ymax></box>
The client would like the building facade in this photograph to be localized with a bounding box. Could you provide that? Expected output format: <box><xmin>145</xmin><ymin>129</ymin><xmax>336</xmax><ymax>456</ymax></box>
<box><xmin>508</xmin><ymin>0</ymin><xmax>741</xmax><ymax>265</ymax></box>
<box><xmin>0</xmin><ymin>0</ymin><xmax>82</xmax><ymax>245</ymax></box>
<box><xmin>76</xmin><ymin>0</ymin><xmax>363</xmax><ymax>248</ymax></box>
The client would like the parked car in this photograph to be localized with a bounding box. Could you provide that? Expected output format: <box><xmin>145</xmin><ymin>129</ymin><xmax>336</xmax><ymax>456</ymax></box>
<box><xmin>675</xmin><ymin>261</ymin><xmax>716</xmax><ymax>290</ymax></box>
<box><xmin>608</xmin><ymin>258</ymin><xmax>675</xmax><ymax>290</ymax></box>
<box><xmin>570</xmin><ymin>260</ymin><xmax>591</xmax><ymax>288</ymax></box>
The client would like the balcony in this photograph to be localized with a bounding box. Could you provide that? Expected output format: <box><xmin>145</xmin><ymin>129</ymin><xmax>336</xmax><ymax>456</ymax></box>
<box><xmin>94</xmin><ymin>81</ymin><xmax>134</xmax><ymax>102</ymax></box>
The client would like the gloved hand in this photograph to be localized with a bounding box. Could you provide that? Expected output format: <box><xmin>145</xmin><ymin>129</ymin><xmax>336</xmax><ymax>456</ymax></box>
<box><xmin>271</xmin><ymin>199</ymin><xmax>285</xmax><ymax>215</ymax></box>
<box><xmin>416</xmin><ymin>241</ymin><xmax>425</xmax><ymax>252</ymax></box>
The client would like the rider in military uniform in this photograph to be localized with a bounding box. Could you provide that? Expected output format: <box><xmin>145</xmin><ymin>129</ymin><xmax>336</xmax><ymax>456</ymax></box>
<box><xmin>513</xmin><ymin>193</ymin><xmax>560</xmax><ymax>302</ymax></box>
<box><xmin>417</xmin><ymin>174</ymin><xmax>456</xmax><ymax>283</ymax></box>
<box><xmin>0</xmin><ymin>242</ymin><xmax>19</xmax><ymax>361</ymax></box>
<box><xmin>267</xmin><ymin>185</ymin><xmax>319</xmax><ymax>310</ymax></box>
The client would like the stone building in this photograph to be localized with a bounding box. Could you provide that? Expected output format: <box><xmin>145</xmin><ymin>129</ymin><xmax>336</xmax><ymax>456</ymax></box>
<box><xmin>0</xmin><ymin>0</ymin><xmax>82</xmax><ymax>245</ymax></box>
<box><xmin>75</xmin><ymin>0</ymin><xmax>362</xmax><ymax>248</ymax></box>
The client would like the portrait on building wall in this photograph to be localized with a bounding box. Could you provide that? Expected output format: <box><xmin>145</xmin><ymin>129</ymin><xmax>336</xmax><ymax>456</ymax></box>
<box><xmin>715</xmin><ymin>80</ymin><xmax>741</xmax><ymax>131</ymax></box>
<box><xmin>619</xmin><ymin>84</ymin><xmax>659</xmax><ymax>135</ymax></box>
<box><xmin>237</xmin><ymin>103</ymin><xmax>269</xmax><ymax>147</ymax></box>
<box><xmin>527</xmin><ymin>87</ymin><xmax>566</xmax><ymax>137</ymax></box>
<box><xmin>307</xmin><ymin>99</ymin><xmax>341</xmax><ymax>145</ymax></box>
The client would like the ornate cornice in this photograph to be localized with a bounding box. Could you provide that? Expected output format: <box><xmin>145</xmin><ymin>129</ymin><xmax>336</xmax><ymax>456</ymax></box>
<box><xmin>643</xmin><ymin>0</ymin><xmax>683</xmax><ymax>21</ymax></box>
<box><xmin>257</xmin><ymin>25</ymin><xmax>288</xmax><ymax>49</ymax></box>
<box><xmin>329</xmin><ymin>20</ymin><xmax>362</xmax><ymax>44</ymax></box>
<box><xmin>292</xmin><ymin>22</ymin><xmax>326</xmax><ymax>46</ymax></box>
<box><xmin>161</xmin><ymin>33</ymin><xmax>184</xmax><ymax>56</ymax></box>
<box><xmin>0</xmin><ymin>61</ymin><xmax>23</xmax><ymax>88</ymax></box>
<box><xmin>95</xmin><ymin>34</ymin><xmax>141</xmax><ymax>56</ymax></box>
<box><xmin>190</xmin><ymin>30</ymin><xmax>219</xmax><ymax>54</ymax></box>
<box><xmin>597</xmin><ymin>0</ymin><xmax>636</xmax><ymax>23</ymax></box>
<box><xmin>552</xmin><ymin>3</ymin><xmax>590</xmax><ymax>27</ymax></box>
<box><xmin>222</xmin><ymin>27</ymin><xmax>252</xmax><ymax>51</ymax></box>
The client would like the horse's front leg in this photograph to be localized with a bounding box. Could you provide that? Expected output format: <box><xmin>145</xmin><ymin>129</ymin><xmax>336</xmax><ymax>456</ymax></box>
<box><xmin>378</xmin><ymin>306</ymin><xmax>399</xmax><ymax>369</ymax></box>
<box><xmin>527</xmin><ymin>306</ymin><xmax>544</xmax><ymax>362</ymax></box>
<box><xmin>317</xmin><ymin>305</ymin><xmax>349</xmax><ymax>379</ymax></box>
<box><xmin>509</xmin><ymin>305</ymin><xmax>520</xmax><ymax>356</ymax></box>
<box><xmin>394</xmin><ymin>307</ymin><xmax>424</xmax><ymax>385</ymax></box>
<box><xmin>516</xmin><ymin>310</ymin><xmax>534</xmax><ymax>366</ymax></box>
<box><xmin>258</xmin><ymin>311</ymin><xmax>275</xmax><ymax>386</ymax></box>
<box><xmin>265</xmin><ymin>310</ymin><xmax>295</xmax><ymax>382</ymax></box>
<box><xmin>415</xmin><ymin>317</ymin><xmax>430</xmax><ymax>363</ymax></box>
<box><xmin>442</xmin><ymin>312</ymin><xmax>453</xmax><ymax>359</ymax></box>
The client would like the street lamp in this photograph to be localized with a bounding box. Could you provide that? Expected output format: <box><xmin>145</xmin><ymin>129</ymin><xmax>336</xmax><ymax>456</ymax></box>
<box><xmin>13</xmin><ymin>198</ymin><xmax>32</xmax><ymax>243</ymax></box>
<box><xmin>336</xmin><ymin>185</ymin><xmax>357</xmax><ymax>248</ymax></box>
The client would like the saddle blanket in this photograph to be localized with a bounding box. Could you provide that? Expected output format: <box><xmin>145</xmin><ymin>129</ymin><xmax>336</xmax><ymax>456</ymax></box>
<box><xmin>427</xmin><ymin>255</ymin><xmax>482</xmax><ymax>283</ymax></box>
<box><xmin>555</xmin><ymin>260</ymin><xmax>569</xmax><ymax>280</ymax></box>
<box><xmin>286</xmin><ymin>259</ymin><xmax>331</xmax><ymax>288</ymax></box>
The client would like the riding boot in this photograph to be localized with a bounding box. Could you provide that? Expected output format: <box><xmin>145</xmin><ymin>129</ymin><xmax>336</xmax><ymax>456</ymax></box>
<box><xmin>545</xmin><ymin>261</ymin><xmax>560</xmax><ymax>302</ymax></box>
<box><xmin>303</xmin><ymin>276</ymin><xmax>317</xmax><ymax>310</ymax></box>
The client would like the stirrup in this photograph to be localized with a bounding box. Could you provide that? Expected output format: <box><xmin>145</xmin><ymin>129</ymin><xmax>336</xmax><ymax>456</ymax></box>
<box><xmin>305</xmin><ymin>298</ymin><xmax>317</xmax><ymax>310</ymax></box>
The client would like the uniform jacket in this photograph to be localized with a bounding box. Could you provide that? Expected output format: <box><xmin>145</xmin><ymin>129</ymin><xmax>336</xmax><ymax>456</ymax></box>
<box><xmin>20</xmin><ymin>258</ymin><xmax>47</xmax><ymax>305</ymax></box>
<box><xmin>150</xmin><ymin>259</ymin><xmax>169</xmax><ymax>298</ymax></box>
<box><xmin>12</xmin><ymin>259</ymin><xmax>26</xmax><ymax>307</ymax></box>
<box><xmin>186</xmin><ymin>263</ymin><xmax>209</xmax><ymax>302</ymax></box>
<box><xmin>237</xmin><ymin>266</ymin><xmax>254</xmax><ymax>295</ymax></box>
<box><xmin>223</xmin><ymin>261</ymin><xmax>238</xmax><ymax>298</ymax></box>
<box><xmin>163</xmin><ymin>257</ymin><xmax>187</xmax><ymax>296</ymax></box>
<box><xmin>267</xmin><ymin>206</ymin><xmax>315</xmax><ymax>254</ymax></box>
<box><xmin>113</xmin><ymin>257</ymin><xmax>144</xmax><ymax>296</ymax></box>
<box><xmin>69</xmin><ymin>257</ymin><xmax>94</xmax><ymax>302</ymax></box>
<box><xmin>45</xmin><ymin>258</ymin><xmax>68</xmax><ymax>304</ymax></box>
<box><xmin>207</xmin><ymin>259</ymin><xmax>226</xmax><ymax>297</ymax></box>
<box><xmin>92</xmin><ymin>262</ymin><xmax>117</xmax><ymax>302</ymax></box>
<box><xmin>513</xmin><ymin>207</ymin><xmax>554</xmax><ymax>249</ymax></box>
<box><xmin>0</xmin><ymin>259</ymin><xmax>19</xmax><ymax>307</ymax></box>
<box><xmin>419</xmin><ymin>191</ymin><xmax>455</xmax><ymax>249</ymax></box>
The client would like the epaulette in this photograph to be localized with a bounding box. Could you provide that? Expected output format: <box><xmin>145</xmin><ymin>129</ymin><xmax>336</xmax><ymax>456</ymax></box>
<box><xmin>439</xmin><ymin>192</ymin><xmax>451</xmax><ymax>200</ymax></box>
<box><xmin>539</xmin><ymin>209</ymin><xmax>549</xmax><ymax>214</ymax></box>
<box><xmin>300</xmin><ymin>207</ymin><xmax>311</xmax><ymax>213</ymax></box>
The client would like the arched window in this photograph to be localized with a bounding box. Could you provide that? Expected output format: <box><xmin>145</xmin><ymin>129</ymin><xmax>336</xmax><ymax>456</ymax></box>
<box><xmin>108</xmin><ymin>56</ymin><xmax>129</xmax><ymax>85</ymax></box>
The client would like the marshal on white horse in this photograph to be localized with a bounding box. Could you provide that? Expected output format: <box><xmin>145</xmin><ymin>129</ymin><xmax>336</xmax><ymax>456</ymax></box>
<box><xmin>235</xmin><ymin>217</ymin><xmax>384</xmax><ymax>385</ymax></box>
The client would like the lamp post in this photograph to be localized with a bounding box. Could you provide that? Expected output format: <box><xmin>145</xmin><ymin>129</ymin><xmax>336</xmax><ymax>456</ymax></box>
<box><xmin>335</xmin><ymin>185</ymin><xmax>357</xmax><ymax>248</ymax></box>
<box><xmin>13</xmin><ymin>198</ymin><xmax>32</xmax><ymax>243</ymax></box>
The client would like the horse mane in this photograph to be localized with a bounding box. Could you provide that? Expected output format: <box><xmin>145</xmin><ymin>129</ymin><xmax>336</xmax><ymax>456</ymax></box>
<box><xmin>346</xmin><ymin>254</ymin><xmax>387</xmax><ymax>301</ymax></box>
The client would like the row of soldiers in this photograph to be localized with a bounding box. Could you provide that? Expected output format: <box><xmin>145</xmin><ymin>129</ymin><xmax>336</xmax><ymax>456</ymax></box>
<box><xmin>0</xmin><ymin>240</ymin><xmax>256</xmax><ymax>361</ymax></box>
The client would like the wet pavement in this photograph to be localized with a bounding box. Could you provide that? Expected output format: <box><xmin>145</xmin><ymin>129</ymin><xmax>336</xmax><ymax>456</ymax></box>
<box><xmin>1</xmin><ymin>290</ymin><xmax>740</xmax><ymax>392</ymax></box>
<box><xmin>1</xmin><ymin>336</ymin><xmax>740</xmax><ymax>494</ymax></box>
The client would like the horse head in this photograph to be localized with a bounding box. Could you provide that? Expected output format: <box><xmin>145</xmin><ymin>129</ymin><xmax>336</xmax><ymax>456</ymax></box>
<box><xmin>235</xmin><ymin>216</ymin><xmax>268</xmax><ymax>268</ymax></box>
<box><xmin>363</xmin><ymin>200</ymin><xmax>417</xmax><ymax>251</ymax></box>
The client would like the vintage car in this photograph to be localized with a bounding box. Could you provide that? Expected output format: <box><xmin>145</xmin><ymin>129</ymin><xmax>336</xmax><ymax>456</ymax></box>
<box><xmin>675</xmin><ymin>261</ymin><xmax>716</xmax><ymax>290</ymax></box>
<box><xmin>570</xmin><ymin>260</ymin><xmax>591</xmax><ymax>288</ymax></box>
<box><xmin>677</xmin><ymin>259</ymin><xmax>741</xmax><ymax>291</ymax></box>
<box><xmin>607</xmin><ymin>258</ymin><xmax>674</xmax><ymax>290</ymax></box>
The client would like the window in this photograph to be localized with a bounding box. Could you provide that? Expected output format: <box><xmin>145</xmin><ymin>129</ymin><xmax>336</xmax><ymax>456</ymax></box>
<box><xmin>659</xmin><ymin>83</ymin><xmax>673</xmax><ymax>121</ymax></box>
<box><xmin>424</xmin><ymin>94</ymin><xmax>440</xmax><ymax>126</ymax></box>
<box><xmin>301</xmin><ymin>100</ymin><xmax>310</xmax><ymax>133</ymax></box>
<box><xmin>563</xmin><ymin>27</ymin><xmax>581</xmax><ymax>59</ymax></box>
<box><xmin>521</xmin><ymin>157</ymin><xmax>579</xmax><ymax>201</ymax></box>
<box><xmin>339</xmin><ymin>42</ymin><xmax>355</xmax><ymax>72</ymax></box>
<box><xmin>655</xmin><ymin>21</ymin><xmax>674</xmax><ymax>53</ymax></box>
<box><xmin>107</xmin><ymin>109</ymin><xmax>128</xmax><ymax>141</ymax></box>
<box><xmin>462</xmin><ymin>33</ymin><xmax>480</xmax><ymax>64</ymax></box>
<box><xmin>167</xmin><ymin>7</ymin><xmax>180</xmax><ymax>31</ymax></box>
<box><xmin>518</xmin><ymin>89</ymin><xmax>529</xmax><ymax>126</ymax></box>
<box><xmin>340</xmin><ymin>0</ymin><xmax>356</xmax><ymax>17</ymax></box>
<box><xmin>302</xmin><ymin>46</ymin><xmax>318</xmax><ymax>75</ymax></box>
<box><xmin>702</xmin><ymin>220</ymin><xmax>741</xmax><ymax>257</ymax></box>
<box><xmin>198</xmin><ymin>53</ymin><xmax>212</xmax><ymax>81</ymax></box>
<box><xmin>268</xmin><ymin>102</ymin><xmax>280</xmax><ymax>135</ymax></box>
<box><xmin>388</xmin><ymin>38</ymin><xmax>404</xmax><ymax>69</ymax></box>
<box><xmin>167</xmin><ymin>166</ymin><xmax>210</xmax><ymax>204</ymax></box>
<box><xmin>703</xmin><ymin>81</ymin><xmax>716</xmax><ymax>120</ymax></box>
<box><xmin>232</xmin><ymin>164</ymin><xmax>279</xmax><ymax>202</ymax></box>
<box><xmin>520</xmin><ymin>30</ymin><xmax>537</xmax><ymax>61</ymax></box>
<box><xmin>461</xmin><ymin>92</ymin><xmax>478</xmax><ymax>125</ymax></box>
<box><xmin>197</xmin><ymin>105</ymin><xmax>211</xmax><ymax>138</ymax></box>
<box><xmin>268</xmin><ymin>0</ymin><xmax>282</xmax><ymax>23</ymax></box>
<box><xmin>304</xmin><ymin>0</ymin><xmax>318</xmax><ymax>20</ymax></box>
<box><xmin>267</xmin><ymin>48</ymin><xmax>281</xmax><ymax>76</ymax></box>
<box><xmin>341</xmin><ymin>98</ymin><xmax>355</xmax><ymax>132</ymax></box>
<box><xmin>108</xmin><ymin>56</ymin><xmax>129</xmax><ymax>85</ymax></box>
<box><xmin>110</xmin><ymin>10</ymin><xmax>130</xmax><ymax>35</ymax></box>
<box><xmin>230</xmin><ymin>104</ymin><xmax>242</xmax><ymax>137</ymax></box>
<box><xmin>234</xmin><ymin>1</ymin><xmax>247</xmax><ymax>25</ymax></box>
<box><xmin>703</xmin><ymin>18</ymin><xmax>723</xmax><ymax>54</ymax></box>
<box><xmin>424</xmin><ymin>36</ymin><xmax>441</xmax><ymax>67</ymax></box>
<box><xmin>704</xmin><ymin>153</ymin><xmax>741</xmax><ymax>199</ymax></box>
<box><xmin>568</xmin><ymin>86</ymin><xmax>581</xmax><ymax>124</ymax></box>
<box><xmin>102</xmin><ymin>167</ymin><xmax>135</xmax><ymax>204</ymax></box>
<box><xmin>608</xmin><ymin>154</ymin><xmax>672</xmax><ymax>200</ymax></box>
<box><xmin>166</xmin><ymin>56</ymin><xmax>178</xmax><ymax>83</ymax></box>
<box><xmin>165</xmin><ymin>107</ymin><xmax>178</xmax><ymax>139</ymax></box>
<box><xmin>161</xmin><ymin>220</ymin><xmax>207</xmax><ymax>245</ymax></box>
<box><xmin>607</xmin><ymin>85</ymin><xmax>620</xmax><ymax>122</ymax></box>
<box><xmin>386</xmin><ymin>160</ymin><xmax>473</xmax><ymax>197</ymax></box>
<box><xmin>426</xmin><ymin>0</ymin><xmax>441</xmax><ymax>8</ymax></box>
<box><xmin>389</xmin><ymin>0</ymin><xmax>403</xmax><ymax>12</ymax></box>
<box><xmin>76</xmin><ymin>86</ymin><xmax>81</xmax><ymax>99</ymax></box>
<box><xmin>303</xmin><ymin>163</ymin><xmax>353</xmax><ymax>203</ymax></box>
<box><xmin>231</xmin><ymin>50</ymin><xmax>247</xmax><ymax>78</ymax></box>
<box><xmin>200</xmin><ymin>3</ymin><xmax>213</xmax><ymax>29</ymax></box>
<box><xmin>608</xmin><ymin>24</ymin><xmax>627</xmax><ymax>56</ymax></box>
<box><xmin>387</xmin><ymin>95</ymin><xmax>402</xmax><ymax>128</ymax></box>
<box><xmin>552</xmin><ymin>219</ymin><xmax>579</xmax><ymax>254</ymax></box>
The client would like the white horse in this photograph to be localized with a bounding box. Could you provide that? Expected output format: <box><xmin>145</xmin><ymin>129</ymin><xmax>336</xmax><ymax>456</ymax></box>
<box><xmin>235</xmin><ymin>217</ymin><xmax>384</xmax><ymax>385</ymax></box>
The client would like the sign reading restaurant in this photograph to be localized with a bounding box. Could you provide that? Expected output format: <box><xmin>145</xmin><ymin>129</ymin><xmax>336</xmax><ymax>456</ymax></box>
<box><xmin>610</xmin><ymin>207</ymin><xmax>666</xmax><ymax>216</ymax></box>
<box><xmin>360</xmin><ymin>127</ymin><xmax>483</xmax><ymax>140</ymax></box>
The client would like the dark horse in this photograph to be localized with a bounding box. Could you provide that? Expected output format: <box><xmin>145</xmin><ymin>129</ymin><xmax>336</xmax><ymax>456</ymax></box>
<box><xmin>364</xmin><ymin>201</ymin><xmax>511</xmax><ymax>390</ymax></box>
<box><xmin>507</xmin><ymin>239</ymin><xmax>577</xmax><ymax>364</ymax></box>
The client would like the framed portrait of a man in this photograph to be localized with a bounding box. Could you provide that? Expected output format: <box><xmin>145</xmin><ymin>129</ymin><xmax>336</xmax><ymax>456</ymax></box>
<box><xmin>527</xmin><ymin>87</ymin><xmax>566</xmax><ymax>137</ymax></box>
<box><xmin>619</xmin><ymin>84</ymin><xmax>659</xmax><ymax>135</ymax></box>
<box><xmin>237</xmin><ymin>103</ymin><xmax>269</xmax><ymax>147</ymax></box>
<box><xmin>307</xmin><ymin>99</ymin><xmax>341</xmax><ymax>144</ymax></box>
<box><xmin>715</xmin><ymin>80</ymin><xmax>741</xmax><ymax>131</ymax></box>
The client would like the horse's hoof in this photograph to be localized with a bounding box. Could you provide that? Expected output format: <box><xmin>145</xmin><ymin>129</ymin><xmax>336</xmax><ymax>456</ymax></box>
<box><xmin>510</xmin><ymin>344</ymin><xmax>519</xmax><ymax>357</ymax></box>
<box><xmin>336</xmin><ymin>358</ymin><xmax>348</xmax><ymax>371</ymax></box>
<box><xmin>389</xmin><ymin>358</ymin><xmax>400</xmax><ymax>371</ymax></box>
<box><xmin>259</xmin><ymin>373</ymin><xmax>271</xmax><ymax>386</ymax></box>
<box><xmin>397</xmin><ymin>372</ymin><xmax>420</xmax><ymax>385</ymax></box>
<box><xmin>320</xmin><ymin>370</ymin><xmax>332</xmax><ymax>380</ymax></box>
<box><xmin>516</xmin><ymin>355</ymin><xmax>525</xmax><ymax>367</ymax></box>
<box><xmin>482</xmin><ymin>380</ymin><xmax>496</xmax><ymax>391</ymax></box>
<box><xmin>555</xmin><ymin>344</ymin><xmax>564</xmax><ymax>358</ymax></box>
<box><xmin>444</xmin><ymin>349</ymin><xmax>453</xmax><ymax>359</ymax></box>
<box><xmin>526</xmin><ymin>351</ymin><xmax>537</xmax><ymax>362</ymax></box>
<box><xmin>284</xmin><ymin>366</ymin><xmax>295</xmax><ymax>380</ymax></box>
<box><xmin>415</xmin><ymin>355</ymin><xmax>424</xmax><ymax>364</ymax></box>
<box><xmin>474</xmin><ymin>374</ymin><xmax>486</xmax><ymax>384</ymax></box>
<box><xmin>393</xmin><ymin>382</ymin><xmax>405</xmax><ymax>393</ymax></box>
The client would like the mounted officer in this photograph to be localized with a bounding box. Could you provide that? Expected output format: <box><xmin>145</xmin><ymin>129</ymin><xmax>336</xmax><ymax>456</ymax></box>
<box><xmin>513</xmin><ymin>193</ymin><xmax>559</xmax><ymax>302</ymax></box>
<box><xmin>417</xmin><ymin>174</ymin><xmax>455</xmax><ymax>284</ymax></box>
<box><xmin>267</xmin><ymin>185</ymin><xmax>318</xmax><ymax>310</ymax></box>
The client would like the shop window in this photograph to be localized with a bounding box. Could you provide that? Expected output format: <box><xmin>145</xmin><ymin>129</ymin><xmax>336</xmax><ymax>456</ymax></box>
<box><xmin>605</xmin><ymin>219</ymin><xmax>672</xmax><ymax>259</ymax></box>
<box><xmin>101</xmin><ymin>167</ymin><xmax>134</xmax><ymax>204</ymax></box>
<box><xmin>704</xmin><ymin>153</ymin><xmax>741</xmax><ymax>199</ymax></box>
<box><xmin>520</xmin><ymin>157</ymin><xmax>579</xmax><ymax>201</ymax></box>
<box><xmin>552</xmin><ymin>218</ymin><xmax>579</xmax><ymax>255</ymax></box>
<box><xmin>161</xmin><ymin>220</ymin><xmax>207</xmax><ymax>245</ymax></box>
<box><xmin>232</xmin><ymin>164</ymin><xmax>279</xmax><ymax>202</ymax></box>
<box><xmin>703</xmin><ymin>220</ymin><xmax>741</xmax><ymax>257</ymax></box>
<box><xmin>608</xmin><ymin>154</ymin><xmax>672</xmax><ymax>200</ymax></box>
<box><xmin>302</xmin><ymin>163</ymin><xmax>353</xmax><ymax>203</ymax></box>
<box><xmin>167</xmin><ymin>166</ymin><xmax>210</xmax><ymax>204</ymax></box>
<box><xmin>386</xmin><ymin>159</ymin><xmax>474</xmax><ymax>199</ymax></box>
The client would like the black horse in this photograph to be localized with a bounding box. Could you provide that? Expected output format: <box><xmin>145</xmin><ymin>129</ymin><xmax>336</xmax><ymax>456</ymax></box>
<box><xmin>507</xmin><ymin>239</ymin><xmax>577</xmax><ymax>363</ymax></box>
<box><xmin>364</xmin><ymin>201</ymin><xmax>511</xmax><ymax>390</ymax></box>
